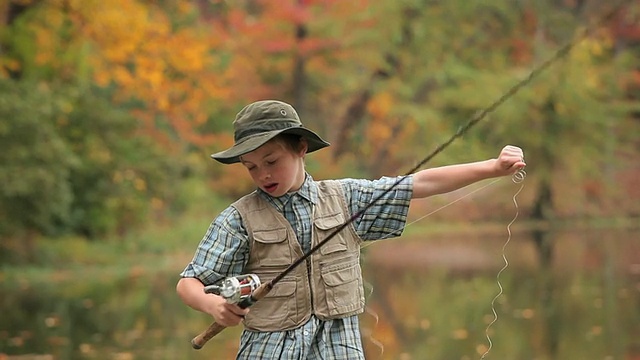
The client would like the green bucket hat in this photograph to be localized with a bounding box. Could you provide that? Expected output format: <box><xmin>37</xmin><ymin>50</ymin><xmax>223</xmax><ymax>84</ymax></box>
<box><xmin>211</xmin><ymin>100</ymin><xmax>330</xmax><ymax>164</ymax></box>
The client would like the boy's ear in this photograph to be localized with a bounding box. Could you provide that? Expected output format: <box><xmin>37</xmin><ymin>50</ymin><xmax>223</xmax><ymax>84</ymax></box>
<box><xmin>299</xmin><ymin>138</ymin><xmax>309</xmax><ymax>156</ymax></box>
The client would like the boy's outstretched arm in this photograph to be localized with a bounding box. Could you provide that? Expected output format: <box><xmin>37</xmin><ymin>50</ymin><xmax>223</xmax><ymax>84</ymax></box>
<box><xmin>412</xmin><ymin>145</ymin><xmax>525</xmax><ymax>199</ymax></box>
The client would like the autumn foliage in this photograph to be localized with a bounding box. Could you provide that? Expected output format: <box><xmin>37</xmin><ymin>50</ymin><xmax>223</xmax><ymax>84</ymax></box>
<box><xmin>1</xmin><ymin>0</ymin><xmax>639</xmax><ymax>245</ymax></box>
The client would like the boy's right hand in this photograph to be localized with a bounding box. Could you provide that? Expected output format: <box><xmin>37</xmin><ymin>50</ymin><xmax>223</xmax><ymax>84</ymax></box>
<box><xmin>207</xmin><ymin>294</ymin><xmax>250</xmax><ymax>327</ymax></box>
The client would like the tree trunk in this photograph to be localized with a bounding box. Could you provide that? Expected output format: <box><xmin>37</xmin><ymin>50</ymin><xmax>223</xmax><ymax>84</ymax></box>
<box><xmin>291</xmin><ymin>22</ymin><xmax>307</xmax><ymax>111</ymax></box>
<box><xmin>332</xmin><ymin>5</ymin><xmax>419</xmax><ymax>161</ymax></box>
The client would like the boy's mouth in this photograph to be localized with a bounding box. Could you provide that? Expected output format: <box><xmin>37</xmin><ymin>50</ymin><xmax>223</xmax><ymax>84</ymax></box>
<box><xmin>264</xmin><ymin>183</ymin><xmax>278</xmax><ymax>193</ymax></box>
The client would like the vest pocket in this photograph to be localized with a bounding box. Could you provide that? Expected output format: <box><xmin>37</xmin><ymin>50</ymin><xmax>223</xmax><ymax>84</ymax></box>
<box><xmin>315</xmin><ymin>212</ymin><xmax>348</xmax><ymax>255</ymax></box>
<box><xmin>245</xmin><ymin>278</ymin><xmax>298</xmax><ymax>331</ymax></box>
<box><xmin>320</xmin><ymin>261</ymin><xmax>363</xmax><ymax>316</ymax></box>
<box><xmin>252</xmin><ymin>228</ymin><xmax>291</xmax><ymax>267</ymax></box>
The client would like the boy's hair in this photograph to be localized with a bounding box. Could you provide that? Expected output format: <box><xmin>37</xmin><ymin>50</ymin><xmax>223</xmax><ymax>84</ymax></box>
<box><xmin>273</xmin><ymin>133</ymin><xmax>305</xmax><ymax>153</ymax></box>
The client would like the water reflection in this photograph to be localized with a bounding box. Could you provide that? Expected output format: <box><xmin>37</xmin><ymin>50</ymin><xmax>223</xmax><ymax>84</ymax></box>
<box><xmin>361</xmin><ymin>228</ymin><xmax>640</xmax><ymax>359</ymax></box>
<box><xmin>0</xmin><ymin>229</ymin><xmax>638</xmax><ymax>360</ymax></box>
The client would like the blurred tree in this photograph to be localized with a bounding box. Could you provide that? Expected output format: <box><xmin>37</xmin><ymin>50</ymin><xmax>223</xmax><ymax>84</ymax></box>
<box><xmin>0</xmin><ymin>0</ymin><xmax>638</xmax><ymax>256</ymax></box>
<box><xmin>308</xmin><ymin>0</ymin><xmax>639</xmax><ymax>219</ymax></box>
<box><xmin>0</xmin><ymin>1</ymin><xmax>190</xmax><ymax>262</ymax></box>
<box><xmin>59</xmin><ymin>89</ymin><xmax>176</xmax><ymax>239</ymax></box>
<box><xmin>0</xmin><ymin>79</ymin><xmax>77</xmax><ymax>261</ymax></box>
<box><xmin>0</xmin><ymin>0</ymin><xmax>233</xmax><ymax>146</ymax></box>
<box><xmin>0</xmin><ymin>78</ymin><xmax>176</xmax><ymax>260</ymax></box>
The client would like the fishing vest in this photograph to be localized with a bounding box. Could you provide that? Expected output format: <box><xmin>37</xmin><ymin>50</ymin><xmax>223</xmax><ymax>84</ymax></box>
<box><xmin>232</xmin><ymin>180</ymin><xmax>364</xmax><ymax>332</ymax></box>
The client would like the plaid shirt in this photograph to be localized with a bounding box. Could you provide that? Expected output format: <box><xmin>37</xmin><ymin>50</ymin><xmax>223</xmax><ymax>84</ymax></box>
<box><xmin>181</xmin><ymin>174</ymin><xmax>413</xmax><ymax>359</ymax></box>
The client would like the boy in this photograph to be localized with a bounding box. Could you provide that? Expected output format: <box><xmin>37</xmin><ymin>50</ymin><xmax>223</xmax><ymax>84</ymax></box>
<box><xmin>177</xmin><ymin>100</ymin><xmax>525</xmax><ymax>359</ymax></box>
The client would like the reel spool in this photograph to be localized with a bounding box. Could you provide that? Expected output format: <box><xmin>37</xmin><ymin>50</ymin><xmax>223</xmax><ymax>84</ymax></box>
<box><xmin>204</xmin><ymin>274</ymin><xmax>261</xmax><ymax>304</ymax></box>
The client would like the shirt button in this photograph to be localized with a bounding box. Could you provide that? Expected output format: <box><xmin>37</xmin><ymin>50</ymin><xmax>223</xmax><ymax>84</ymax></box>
<box><xmin>303</xmin><ymin>330</ymin><xmax>309</xmax><ymax>336</ymax></box>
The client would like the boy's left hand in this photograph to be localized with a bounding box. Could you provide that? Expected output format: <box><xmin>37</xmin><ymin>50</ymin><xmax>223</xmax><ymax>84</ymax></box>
<box><xmin>495</xmin><ymin>145</ymin><xmax>526</xmax><ymax>175</ymax></box>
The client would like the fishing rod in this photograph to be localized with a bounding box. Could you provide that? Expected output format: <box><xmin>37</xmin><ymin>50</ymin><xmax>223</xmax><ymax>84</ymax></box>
<box><xmin>190</xmin><ymin>1</ymin><xmax>629</xmax><ymax>350</ymax></box>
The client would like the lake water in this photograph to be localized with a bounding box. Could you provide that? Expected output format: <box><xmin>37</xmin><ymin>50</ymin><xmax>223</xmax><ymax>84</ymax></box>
<box><xmin>1</xmin><ymin>228</ymin><xmax>638</xmax><ymax>359</ymax></box>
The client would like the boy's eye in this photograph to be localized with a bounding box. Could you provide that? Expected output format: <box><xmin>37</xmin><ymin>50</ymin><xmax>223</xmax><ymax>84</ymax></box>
<box><xmin>266</xmin><ymin>159</ymin><xmax>277</xmax><ymax>165</ymax></box>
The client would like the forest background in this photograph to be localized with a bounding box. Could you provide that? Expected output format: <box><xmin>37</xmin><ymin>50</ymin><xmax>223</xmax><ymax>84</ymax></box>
<box><xmin>0</xmin><ymin>0</ymin><xmax>639</xmax><ymax>358</ymax></box>
<box><xmin>2</xmin><ymin>0</ymin><xmax>639</xmax><ymax>261</ymax></box>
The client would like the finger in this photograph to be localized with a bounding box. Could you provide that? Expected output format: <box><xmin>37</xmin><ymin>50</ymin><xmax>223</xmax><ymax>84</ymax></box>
<box><xmin>227</xmin><ymin>304</ymin><xmax>250</xmax><ymax>316</ymax></box>
<box><xmin>503</xmin><ymin>145</ymin><xmax>521</xmax><ymax>152</ymax></box>
<box><xmin>217</xmin><ymin>312</ymin><xmax>244</xmax><ymax>327</ymax></box>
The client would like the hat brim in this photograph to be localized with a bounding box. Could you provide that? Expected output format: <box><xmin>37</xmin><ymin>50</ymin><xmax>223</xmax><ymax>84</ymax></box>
<box><xmin>211</xmin><ymin>127</ymin><xmax>330</xmax><ymax>164</ymax></box>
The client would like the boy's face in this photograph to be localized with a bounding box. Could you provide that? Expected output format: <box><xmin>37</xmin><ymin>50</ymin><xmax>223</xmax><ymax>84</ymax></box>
<box><xmin>239</xmin><ymin>139</ymin><xmax>307</xmax><ymax>197</ymax></box>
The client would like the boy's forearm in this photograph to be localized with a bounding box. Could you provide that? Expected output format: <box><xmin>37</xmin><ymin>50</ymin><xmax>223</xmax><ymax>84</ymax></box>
<box><xmin>177</xmin><ymin>277</ymin><xmax>213</xmax><ymax>314</ymax></box>
<box><xmin>412</xmin><ymin>159</ymin><xmax>497</xmax><ymax>198</ymax></box>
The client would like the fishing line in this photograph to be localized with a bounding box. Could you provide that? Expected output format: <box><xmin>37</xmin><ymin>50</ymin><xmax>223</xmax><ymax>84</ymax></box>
<box><xmin>480</xmin><ymin>168</ymin><xmax>526</xmax><ymax>360</ymax></box>
<box><xmin>359</xmin><ymin>177</ymin><xmax>504</xmax><ymax>358</ymax></box>
<box><xmin>361</xmin><ymin>280</ymin><xmax>385</xmax><ymax>357</ymax></box>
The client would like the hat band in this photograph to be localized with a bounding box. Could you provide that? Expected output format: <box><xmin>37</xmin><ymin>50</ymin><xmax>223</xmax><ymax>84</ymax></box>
<box><xmin>234</xmin><ymin>118</ymin><xmax>301</xmax><ymax>142</ymax></box>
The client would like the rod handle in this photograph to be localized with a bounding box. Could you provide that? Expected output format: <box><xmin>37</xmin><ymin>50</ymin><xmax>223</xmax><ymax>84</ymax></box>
<box><xmin>191</xmin><ymin>322</ymin><xmax>226</xmax><ymax>350</ymax></box>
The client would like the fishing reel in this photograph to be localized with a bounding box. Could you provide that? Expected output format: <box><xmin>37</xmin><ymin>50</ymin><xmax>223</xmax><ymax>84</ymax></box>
<box><xmin>204</xmin><ymin>274</ymin><xmax>261</xmax><ymax>305</ymax></box>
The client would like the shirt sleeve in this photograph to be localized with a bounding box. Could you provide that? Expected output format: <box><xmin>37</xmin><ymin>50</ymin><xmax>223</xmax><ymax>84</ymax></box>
<box><xmin>179</xmin><ymin>206</ymin><xmax>250</xmax><ymax>285</ymax></box>
<box><xmin>339</xmin><ymin>175</ymin><xmax>413</xmax><ymax>241</ymax></box>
